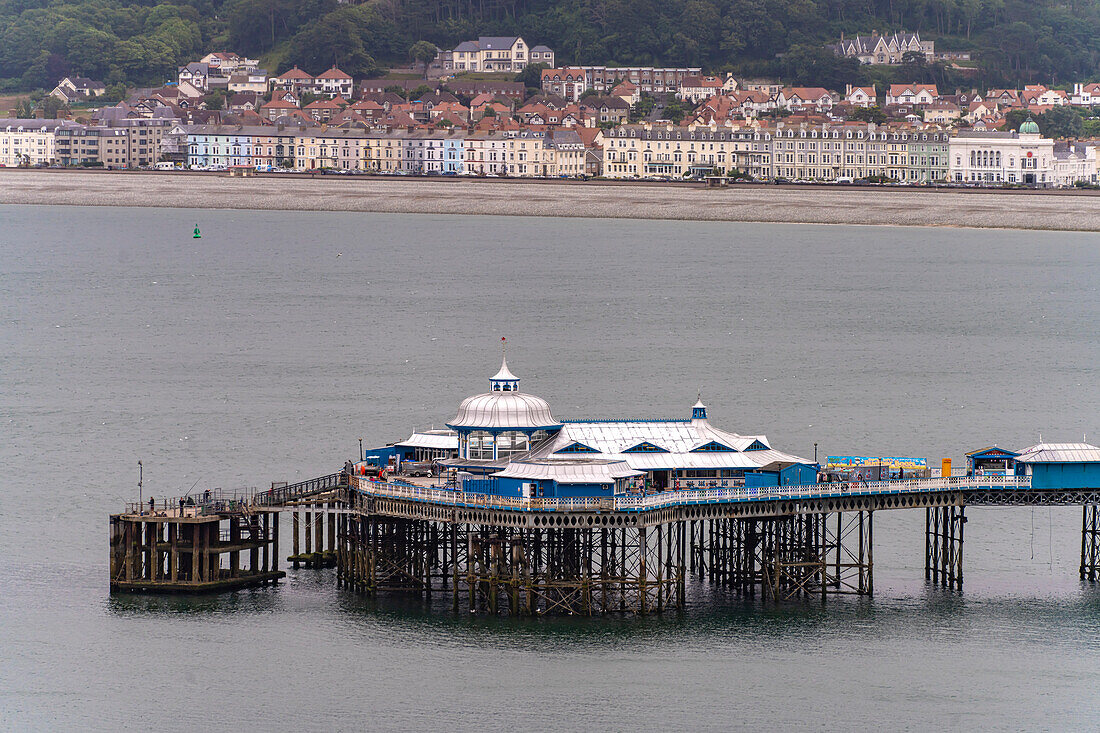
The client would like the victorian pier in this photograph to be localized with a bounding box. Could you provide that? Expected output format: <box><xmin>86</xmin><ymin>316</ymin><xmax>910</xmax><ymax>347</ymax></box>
<box><xmin>109</xmin><ymin>351</ymin><xmax>1100</xmax><ymax>612</ymax></box>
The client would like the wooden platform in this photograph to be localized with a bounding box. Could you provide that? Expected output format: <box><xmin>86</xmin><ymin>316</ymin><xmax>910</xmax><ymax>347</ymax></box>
<box><xmin>111</xmin><ymin>570</ymin><xmax>285</xmax><ymax>593</ymax></box>
<box><xmin>109</xmin><ymin>506</ymin><xmax>281</xmax><ymax>594</ymax></box>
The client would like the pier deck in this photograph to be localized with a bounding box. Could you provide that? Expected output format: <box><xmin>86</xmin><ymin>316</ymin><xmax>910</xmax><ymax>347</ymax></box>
<box><xmin>111</xmin><ymin>471</ymin><xmax>1100</xmax><ymax>611</ymax></box>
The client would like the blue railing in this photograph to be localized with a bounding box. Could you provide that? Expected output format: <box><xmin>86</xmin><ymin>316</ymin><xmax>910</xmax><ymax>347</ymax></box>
<box><xmin>349</xmin><ymin>474</ymin><xmax>1032</xmax><ymax>514</ymax></box>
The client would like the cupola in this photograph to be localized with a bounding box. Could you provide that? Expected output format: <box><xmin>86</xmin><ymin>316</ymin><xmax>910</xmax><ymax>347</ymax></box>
<box><xmin>692</xmin><ymin>395</ymin><xmax>708</xmax><ymax>421</ymax></box>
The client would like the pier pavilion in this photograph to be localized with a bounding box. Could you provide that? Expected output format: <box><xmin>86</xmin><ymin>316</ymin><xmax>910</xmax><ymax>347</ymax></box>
<box><xmin>429</xmin><ymin>354</ymin><xmax>819</xmax><ymax>497</ymax></box>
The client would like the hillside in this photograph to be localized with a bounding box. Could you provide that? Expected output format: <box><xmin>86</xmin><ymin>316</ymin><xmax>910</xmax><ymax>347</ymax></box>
<box><xmin>2</xmin><ymin>0</ymin><xmax>1099</xmax><ymax>92</ymax></box>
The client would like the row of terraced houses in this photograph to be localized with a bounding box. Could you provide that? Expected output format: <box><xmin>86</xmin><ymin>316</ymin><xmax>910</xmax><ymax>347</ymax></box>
<box><xmin>169</xmin><ymin>120</ymin><xmax>1097</xmax><ymax>186</ymax></box>
<box><xmin>3</xmin><ymin>116</ymin><xmax>1096</xmax><ymax>187</ymax></box>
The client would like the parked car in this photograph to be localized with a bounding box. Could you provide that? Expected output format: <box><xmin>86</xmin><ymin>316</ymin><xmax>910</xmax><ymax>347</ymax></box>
<box><xmin>402</xmin><ymin>461</ymin><xmax>435</xmax><ymax>477</ymax></box>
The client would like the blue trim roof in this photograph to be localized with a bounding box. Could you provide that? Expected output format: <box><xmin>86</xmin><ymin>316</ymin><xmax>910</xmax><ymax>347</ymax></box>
<box><xmin>559</xmin><ymin>418</ymin><xmax>691</xmax><ymax>424</ymax></box>
<box><xmin>967</xmin><ymin>446</ymin><xmax>1020</xmax><ymax>458</ymax></box>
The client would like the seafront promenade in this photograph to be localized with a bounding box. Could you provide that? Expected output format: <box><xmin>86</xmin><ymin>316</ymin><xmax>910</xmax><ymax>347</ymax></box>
<box><xmin>4</xmin><ymin>169</ymin><xmax>1100</xmax><ymax>230</ymax></box>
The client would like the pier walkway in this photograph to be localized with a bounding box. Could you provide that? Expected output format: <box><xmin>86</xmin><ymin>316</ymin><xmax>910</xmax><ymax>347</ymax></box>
<box><xmin>344</xmin><ymin>474</ymin><xmax>1036</xmax><ymax>514</ymax></box>
<box><xmin>112</xmin><ymin>470</ymin><xmax>1100</xmax><ymax>611</ymax></box>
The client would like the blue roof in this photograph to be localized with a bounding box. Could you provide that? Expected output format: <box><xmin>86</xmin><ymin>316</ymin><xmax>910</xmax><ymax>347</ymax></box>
<box><xmin>966</xmin><ymin>446</ymin><xmax>1019</xmax><ymax>458</ymax></box>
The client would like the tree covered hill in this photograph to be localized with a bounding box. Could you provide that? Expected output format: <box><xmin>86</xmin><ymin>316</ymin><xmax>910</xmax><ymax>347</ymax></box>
<box><xmin>2</xmin><ymin>0</ymin><xmax>1099</xmax><ymax>92</ymax></box>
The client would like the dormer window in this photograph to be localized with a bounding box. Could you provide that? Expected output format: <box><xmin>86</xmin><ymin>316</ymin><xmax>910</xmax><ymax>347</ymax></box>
<box><xmin>624</xmin><ymin>442</ymin><xmax>668</xmax><ymax>453</ymax></box>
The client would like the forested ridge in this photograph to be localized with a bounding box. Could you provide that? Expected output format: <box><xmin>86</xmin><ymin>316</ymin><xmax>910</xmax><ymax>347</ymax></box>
<box><xmin>2</xmin><ymin>0</ymin><xmax>1099</xmax><ymax>92</ymax></box>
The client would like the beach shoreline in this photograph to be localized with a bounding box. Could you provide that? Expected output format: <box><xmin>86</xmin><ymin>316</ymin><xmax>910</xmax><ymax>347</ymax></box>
<box><xmin>3</xmin><ymin>169</ymin><xmax>1099</xmax><ymax>231</ymax></box>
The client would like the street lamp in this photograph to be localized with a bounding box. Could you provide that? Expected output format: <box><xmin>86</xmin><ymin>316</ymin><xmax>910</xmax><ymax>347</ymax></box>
<box><xmin>814</xmin><ymin>442</ymin><xmax>818</xmax><ymax>463</ymax></box>
<box><xmin>138</xmin><ymin>460</ymin><xmax>143</xmax><ymax>515</ymax></box>
<box><xmin>358</xmin><ymin>438</ymin><xmax>363</xmax><ymax>462</ymax></box>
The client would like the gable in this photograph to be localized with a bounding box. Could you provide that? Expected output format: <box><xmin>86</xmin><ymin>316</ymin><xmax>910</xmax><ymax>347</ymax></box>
<box><xmin>691</xmin><ymin>441</ymin><xmax>737</xmax><ymax>453</ymax></box>
<box><xmin>556</xmin><ymin>441</ymin><xmax>600</xmax><ymax>454</ymax></box>
<box><xmin>744</xmin><ymin>439</ymin><xmax>768</xmax><ymax>451</ymax></box>
<box><xmin>623</xmin><ymin>441</ymin><xmax>669</xmax><ymax>453</ymax></box>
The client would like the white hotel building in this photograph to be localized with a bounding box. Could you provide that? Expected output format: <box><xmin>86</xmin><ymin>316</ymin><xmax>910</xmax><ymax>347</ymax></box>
<box><xmin>948</xmin><ymin>121</ymin><xmax>1055</xmax><ymax>186</ymax></box>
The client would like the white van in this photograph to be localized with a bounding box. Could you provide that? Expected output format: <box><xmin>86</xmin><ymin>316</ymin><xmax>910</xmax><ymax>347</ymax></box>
<box><xmin>154</xmin><ymin>162</ymin><xmax>177</xmax><ymax>171</ymax></box>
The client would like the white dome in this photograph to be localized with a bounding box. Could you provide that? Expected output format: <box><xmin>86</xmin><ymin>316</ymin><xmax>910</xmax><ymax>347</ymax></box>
<box><xmin>448</xmin><ymin>391</ymin><xmax>560</xmax><ymax>430</ymax></box>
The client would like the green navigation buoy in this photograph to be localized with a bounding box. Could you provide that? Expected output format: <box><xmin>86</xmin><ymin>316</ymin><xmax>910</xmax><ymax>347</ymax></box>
<box><xmin>193</xmin><ymin>225</ymin><xmax>201</xmax><ymax>239</ymax></box>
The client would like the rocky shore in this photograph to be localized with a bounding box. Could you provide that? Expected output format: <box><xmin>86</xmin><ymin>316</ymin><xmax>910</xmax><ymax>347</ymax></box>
<box><xmin>3</xmin><ymin>169</ymin><xmax>1099</xmax><ymax>231</ymax></box>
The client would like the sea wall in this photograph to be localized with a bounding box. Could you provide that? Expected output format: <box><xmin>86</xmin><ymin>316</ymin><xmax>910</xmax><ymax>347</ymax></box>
<box><xmin>2</xmin><ymin>170</ymin><xmax>1099</xmax><ymax>231</ymax></box>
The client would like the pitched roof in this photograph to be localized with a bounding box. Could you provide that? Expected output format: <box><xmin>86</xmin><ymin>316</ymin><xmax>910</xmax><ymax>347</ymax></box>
<box><xmin>785</xmin><ymin>87</ymin><xmax>831</xmax><ymax>100</ymax></box>
<box><xmin>316</xmin><ymin>67</ymin><xmax>351</xmax><ymax>80</ymax></box>
<box><xmin>276</xmin><ymin>67</ymin><xmax>313</xmax><ymax>80</ymax></box>
<box><xmin>305</xmin><ymin>98</ymin><xmax>343</xmax><ymax>109</ymax></box>
<box><xmin>889</xmin><ymin>83</ymin><xmax>938</xmax><ymax>96</ymax></box>
<box><xmin>680</xmin><ymin>76</ymin><xmax>724</xmax><ymax>88</ymax></box>
<box><xmin>1015</xmin><ymin>442</ymin><xmax>1100</xmax><ymax>463</ymax></box>
<box><xmin>541</xmin><ymin>67</ymin><xmax>586</xmax><ymax>81</ymax></box>
<box><xmin>524</xmin><ymin>419</ymin><xmax>810</xmax><ymax>472</ymax></box>
<box><xmin>66</xmin><ymin>77</ymin><xmax>103</xmax><ymax>89</ymax></box>
<box><xmin>478</xmin><ymin>36</ymin><xmax>520</xmax><ymax>50</ymax></box>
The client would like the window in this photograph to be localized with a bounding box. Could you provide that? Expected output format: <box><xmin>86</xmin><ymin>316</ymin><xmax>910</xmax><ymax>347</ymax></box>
<box><xmin>466</xmin><ymin>431</ymin><xmax>495</xmax><ymax>460</ymax></box>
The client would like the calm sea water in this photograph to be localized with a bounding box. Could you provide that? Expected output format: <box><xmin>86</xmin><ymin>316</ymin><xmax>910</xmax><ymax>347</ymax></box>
<box><xmin>2</xmin><ymin>204</ymin><xmax>1099</xmax><ymax>731</ymax></box>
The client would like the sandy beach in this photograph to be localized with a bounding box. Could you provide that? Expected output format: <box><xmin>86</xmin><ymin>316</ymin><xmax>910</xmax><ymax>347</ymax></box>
<box><xmin>3</xmin><ymin>169</ymin><xmax>1100</xmax><ymax>231</ymax></box>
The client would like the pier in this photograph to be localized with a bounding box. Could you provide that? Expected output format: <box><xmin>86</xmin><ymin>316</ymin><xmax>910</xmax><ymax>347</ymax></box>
<box><xmin>108</xmin><ymin>468</ymin><xmax>1100</xmax><ymax>611</ymax></box>
<box><xmin>107</xmin><ymin>355</ymin><xmax>1100</xmax><ymax>609</ymax></box>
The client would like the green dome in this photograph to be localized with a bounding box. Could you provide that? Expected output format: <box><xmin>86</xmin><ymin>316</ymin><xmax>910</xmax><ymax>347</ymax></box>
<box><xmin>1019</xmin><ymin>118</ymin><xmax>1040</xmax><ymax>135</ymax></box>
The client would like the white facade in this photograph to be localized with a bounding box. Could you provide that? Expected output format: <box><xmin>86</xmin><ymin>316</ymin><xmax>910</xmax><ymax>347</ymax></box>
<box><xmin>1071</xmin><ymin>83</ymin><xmax>1100</xmax><ymax>106</ymax></box>
<box><xmin>1053</xmin><ymin>143</ymin><xmax>1098</xmax><ymax>187</ymax></box>
<box><xmin>447</xmin><ymin>37</ymin><xmax>539</xmax><ymax>73</ymax></box>
<box><xmin>463</xmin><ymin>133</ymin><xmax>513</xmax><ymax>175</ymax></box>
<box><xmin>949</xmin><ymin>129</ymin><xmax>1055</xmax><ymax>186</ymax></box>
<box><xmin>0</xmin><ymin>119</ymin><xmax>69</xmax><ymax>166</ymax></box>
<box><xmin>678</xmin><ymin>77</ymin><xmax>725</xmax><ymax>104</ymax></box>
<box><xmin>845</xmin><ymin>85</ymin><xmax>877</xmax><ymax>108</ymax></box>
<box><xmin>886</xmin><ymin>84</ymin><xmax>938</xmax><ymax>106</ymax></box>
<box><xmin>314</xmin><ymin>69</ymin><xmax>354</xmax><ymax>99</ymax></box>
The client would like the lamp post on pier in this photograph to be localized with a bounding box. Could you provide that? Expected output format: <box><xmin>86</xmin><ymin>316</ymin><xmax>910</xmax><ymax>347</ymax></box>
<box><xmin>138</xmin><ymin>460</ymin><xmax>143</xmax><ymax>516</ymax></box>
<box><xmin>814</xmin><ymin>443</ymin><xmax>818</xmax><ymax>463</ymax></box>
<box><xmin>359</xmin><ymin>438</ymin><xmax>363</xmax><ymax>462</ymax></box>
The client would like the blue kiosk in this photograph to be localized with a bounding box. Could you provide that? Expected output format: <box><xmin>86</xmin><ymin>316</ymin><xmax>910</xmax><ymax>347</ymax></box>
<box><xmin>1015</xmin><ymin>442</ymin><xmax>1100</xmax><ymax>489</ymax></box>
<box><xmin>965</xmin><ymin>446</ymin><xmax>1020</xmax><ymax>476</ymax></box>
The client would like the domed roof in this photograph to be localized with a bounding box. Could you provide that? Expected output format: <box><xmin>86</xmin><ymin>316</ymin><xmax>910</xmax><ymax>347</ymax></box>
<box><xmin>447</xmin><ymin>352</ymin><xmax>560</xmax><ymax>431</ymax></box>
<box><xmin>1020</xmin><ymin>118</ymin><xmax>1040</xmax><ymax>135</ymax></box>
<box><xmin>447</xmin><ymin>391</ymin><xmax>560</xmax><ymax>430</ymax></box>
